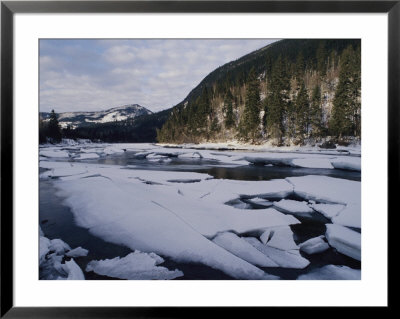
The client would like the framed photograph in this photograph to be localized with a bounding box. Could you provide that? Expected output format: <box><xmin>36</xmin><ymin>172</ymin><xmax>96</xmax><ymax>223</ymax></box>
<box><xmin>1</xmin><ymin>0</ymin><xmax>396</xmax><ymax>316</ymax></box>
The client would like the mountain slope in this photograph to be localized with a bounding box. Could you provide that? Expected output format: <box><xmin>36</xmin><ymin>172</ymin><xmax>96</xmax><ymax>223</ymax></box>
<box><xmin>157</xmin><ymin>39</ymin><xmax>361</xmax><ymax>145</ymax></box>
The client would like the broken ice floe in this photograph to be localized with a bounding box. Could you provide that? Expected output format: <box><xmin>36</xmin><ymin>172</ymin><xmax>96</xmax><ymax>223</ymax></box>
<box><xmin>299</xmin><ymin>236</ymin><xmax>330</xmax><ymax>255</ymax></box>
<box><xmin>212</xmin><ymin>232</ymin><xmax>279</xmax><ymax>267</ymax></box>
<box><xmin>40</xmin><ymin>149</ymin><xmax>70</xmax><ymax>158</ymax></box>
<box><xmin>310</xmin><ymin>203</ymin><xmax>346</xmax><ymax>219</ymax></box>
<box><xmin>39</xmin><ymin>231</ymin><xmax>86</xmax><ymax>280</ymax></box>
<box><xmin>39</xmin><ymin>157</ymin><xmax>360</xmax><ymax>279</ymax></box>
<box><xmin>264</xmin><ymin>226</ymin><xmax>299</xmax><ymax>251</ymax></box>
<box><xmin>75</xmin><ymin>153</ymin><xmax>100</xmax><ymax>160</ymax></box>
<box><xmin>331</xmin><ymin>158</ymin><xmax>361</xmax><ymax>172</ymax></box>
<box><xmin>273</xmin><ymin>199</ymin><xmax>314</xmax><ymax>215</ymax></box>
<box><xmin>286</xmin><ymin>176</ymin><xmax>361</xmax><ymax>228</ymax></box>
<box><xmin>297</xmin><ymin>265</ymin><xmax>360</xmax><ymax>280</ymax></box>
<box><xmin>243</xmin><ymin>237</ymin><xmax>310</xmax><ymax>269</ymax></box>
<box><xmin>85</xmin><ymin>251</ymin><xmax>184</xmax><ymax>280</ymax></box>
<box><xmin>65</xmin><ymin>247</ymin><xmax>89</xmax><ymax>258</ymax></box>
<box><xmin>325</xmin><ymin>224</ymin><xmax>361</xmax><ymax>261</ymax></box>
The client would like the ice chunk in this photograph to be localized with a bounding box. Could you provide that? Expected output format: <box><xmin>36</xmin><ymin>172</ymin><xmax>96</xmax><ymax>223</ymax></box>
<box><xmin>75</xmin><ymin>153</ymin><xmax>99</xmax><ymax>160</ymax></box>
<box><xmin>297</xmin><ymin>265</ymin><xmax>360</xmax><ymax>280</ymax></box>
<box><xmin>41</xmin><ymin>166</ymin><xmax>88</xmax><ymax>179</ymax></box>
<box><xmin>39</xmin><ymin>236</ymin><xmax>51</xmax><ymax>264</ymax></box>
<box><xmin>62</xmin><ymin>259</ymin><xmax>85</xmax><ymax>280</ymax></box>
<box><xmin>49</xmin><ymin>239</ymin><xmax>71</xmax><ymax>255</ymax></box>
<box><xmin>85</xmin><ymin>251</ymin><xmax>184</xmax><ymax>280</ymax></box>
<box><xmin>40</xmin><ymin>149</ymin><xmax>69</xmax><ymax>158</ymax></box>
<box><xmin>273</xmin><ymin>199</ymin><xmax>314</xmax><ymax>215</ymax></box>
<box><xmin>292</xmin><ymin>158</ymin><xmax>334</xmax><ymax>169</ymax></box>
<box><xmin>310</xmin><ymin>203</ymin><xmax>345</xmax><ymax>219</ymax></box>
<box><xmin>212</xmin><ymin>232</ymin><xmax>278</xmax><ymax>267</ymax></box>
<box><xmin>65</xmin><ymin>247</ymin><xmax>89</xmax><ymax>258</ymax></box>
<box><xmin>325</xmin><ymin>224</ymin><xmax>361</xmax><ymax>261</ymax></box>
<box><xmin>244</xmin><ymin>237</ymin><xmax>310</xmax><ymax>269</ymax></box>
<box><xmin>299</xmin><ymin>236</ymin><xmax>330</xmax><ymax>255</ymax></box>
<box><xmin>244</xmin><ymin>155</ymin><xmax>296</xmax><ymax>167</ymax></box>
<box><xmin>265</xmin><ymin>227</ymin><xmax>299</xmax><ymax>250</ymax></box>
<box><xmin>331</xmin><ymin>203</ymin><xmax>361</xmax><ymax>229</ymax></box>
<box><xmin>331</xmin><ymin>158</ymin><xmax>361</xmax><ymax>172</ymax></box>
<box><xmin>247</xmin><ymin>198</ymin><xmax>273</xmax><ymax>207</ymax></box>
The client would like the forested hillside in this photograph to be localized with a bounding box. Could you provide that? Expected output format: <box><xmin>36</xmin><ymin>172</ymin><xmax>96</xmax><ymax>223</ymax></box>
<box><xmin>157</xmin><ymin>39</ymin><xmax>361</xmax><ymax>145</ymax></box>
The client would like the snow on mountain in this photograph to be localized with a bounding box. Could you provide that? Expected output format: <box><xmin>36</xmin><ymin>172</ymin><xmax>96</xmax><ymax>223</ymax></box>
<box><xmin>41</xmin><ymin>104</ymin><xmax>152</xmax><ymax>129</ymax></box>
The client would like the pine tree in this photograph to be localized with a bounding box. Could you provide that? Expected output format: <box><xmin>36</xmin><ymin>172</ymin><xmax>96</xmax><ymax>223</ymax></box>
<box><xmin>330</xmin><ymin>45</ymin><xmax>361</xmax><ymax>138</ymax></box>
<box><xmin>265</xmin><ymin>56</ymin><xmax>289</xmax><ymax>143</ymax></box>
<box><xmin>238</xmin><ymin>68</ymin><xmax>261</xmax><ymax>142</ymax></box>
<box><xmin>294</xmin><ymin>80</ymin><xmax>310</xmax><ymax>143</ymax></box>
<box><xmin>47</xmin><ymin>109</ymin><xmax>62</xmax><ymax>143</ymax></box>
<box><xmin>309</xmin><ymin>84</ymin><xmax>324</xmax><ymax>138</ymax></box>
<box><xmin>316</xmin><ymin>41</ymin><xmax>327</xmax><ymax>76</ymax></box>
<box><xmin>295</xmin><ymin>52</ymin><xmax>305</xmax><ymax>79</ymax></box>
<box><xmin>224</xmin><ymin>91</ymin><xmax>235</xmax><ymax>128</ymax></box>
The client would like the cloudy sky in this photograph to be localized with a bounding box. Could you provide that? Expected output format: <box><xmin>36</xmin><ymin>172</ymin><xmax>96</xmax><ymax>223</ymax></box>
<box><xmin>40</xmin><ymin>39</ymin><xmax>277</xmax><ymax>113</ymax></box>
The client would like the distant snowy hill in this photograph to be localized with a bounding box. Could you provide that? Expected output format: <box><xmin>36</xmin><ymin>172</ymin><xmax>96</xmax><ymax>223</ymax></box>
<box><xmin>40</xmin><ymin>104</ymin><xmax>152</xmax><ymax>129</ymax></box>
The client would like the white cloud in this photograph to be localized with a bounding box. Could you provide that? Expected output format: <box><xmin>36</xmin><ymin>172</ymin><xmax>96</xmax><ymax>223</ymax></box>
<box><xmin>40</xmin><ymin>39</ymin><xmax>276</xmax><ymax>113</ymax></box>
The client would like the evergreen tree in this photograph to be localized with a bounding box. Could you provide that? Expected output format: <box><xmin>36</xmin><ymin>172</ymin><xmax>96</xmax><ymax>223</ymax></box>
<box><xmin>39</xmin><ymin>118</ymin><xmax>47</xmax><ymax>144</ymax></box>
<box><xmin>294</xmin><ymin>80</ymin><xmax>310</xmax><ymax>142</ymax></box>
<box><xmin>238</xmin><ymin>68</ymin><xmax>261</xmax><ymax>142</ymax></box>
<box><xmin>224</xmin><ymin>91</ymin><xmax>235</xmax><ymax>128</ymax></box>
<box><xmin>309</xmin><ymin>84</ymin><xmax>324</xmax><ymax>137</ymax></box>
<box><xmin>295</xmin><ymin>52</ymin><xmax>305</xmax><ymax>79</ymax></box>
<box><xmin>47</xmin><ymin>109</ymin><xmax>62</xmax><ymax>143</ymax></box>
<box><xmin>330</xmin><ymin>45</ymin><xmax>361</xmax><ymax>138</ymax></box>
<box><xmin>265</xmin><ymin>55</ymin><xmax>290</xmax><ymax>143</ymax></box>
<box><xmin>316</xmin><ymin>41</ymin><xmax>327</xmax><ymax>76</ymax></box>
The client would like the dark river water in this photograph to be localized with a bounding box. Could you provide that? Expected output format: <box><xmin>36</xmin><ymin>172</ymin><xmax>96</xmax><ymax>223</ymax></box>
<box><xmin>40</xmin><ymin>151</ymin><xmax>361</xmax><ymax>280</ymax></box>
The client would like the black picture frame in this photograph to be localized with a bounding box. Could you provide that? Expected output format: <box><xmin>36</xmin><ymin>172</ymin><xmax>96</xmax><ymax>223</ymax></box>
<box><xmin>1</xmin><ymin>0</ymin><xmax>396</xmax><ymax>317</ymax></box>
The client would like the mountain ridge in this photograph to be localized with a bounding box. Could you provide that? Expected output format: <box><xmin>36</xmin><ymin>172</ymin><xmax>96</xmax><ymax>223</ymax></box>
<box><xmin>40</xmin><ymin>104</ymin><xmax>152</xmax><ymax>129</ymax></box>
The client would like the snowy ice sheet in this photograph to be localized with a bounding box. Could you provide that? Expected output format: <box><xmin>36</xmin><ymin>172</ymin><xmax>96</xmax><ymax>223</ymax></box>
<box><xmin>39</xmin><ymin>143</ymin><xmax>361</xmax><ymax>279</ymax></box>
<box><xmin>42</xmin><ymin>162</ymin><xmax>301</xmax><ymax>278</ymax></box>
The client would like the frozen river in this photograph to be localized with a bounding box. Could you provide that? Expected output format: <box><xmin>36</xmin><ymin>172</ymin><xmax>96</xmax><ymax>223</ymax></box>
<box><xmin>39</xmin><ymin>142</ymin><xmax>361</xmax><ymax>280</ymax></box>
